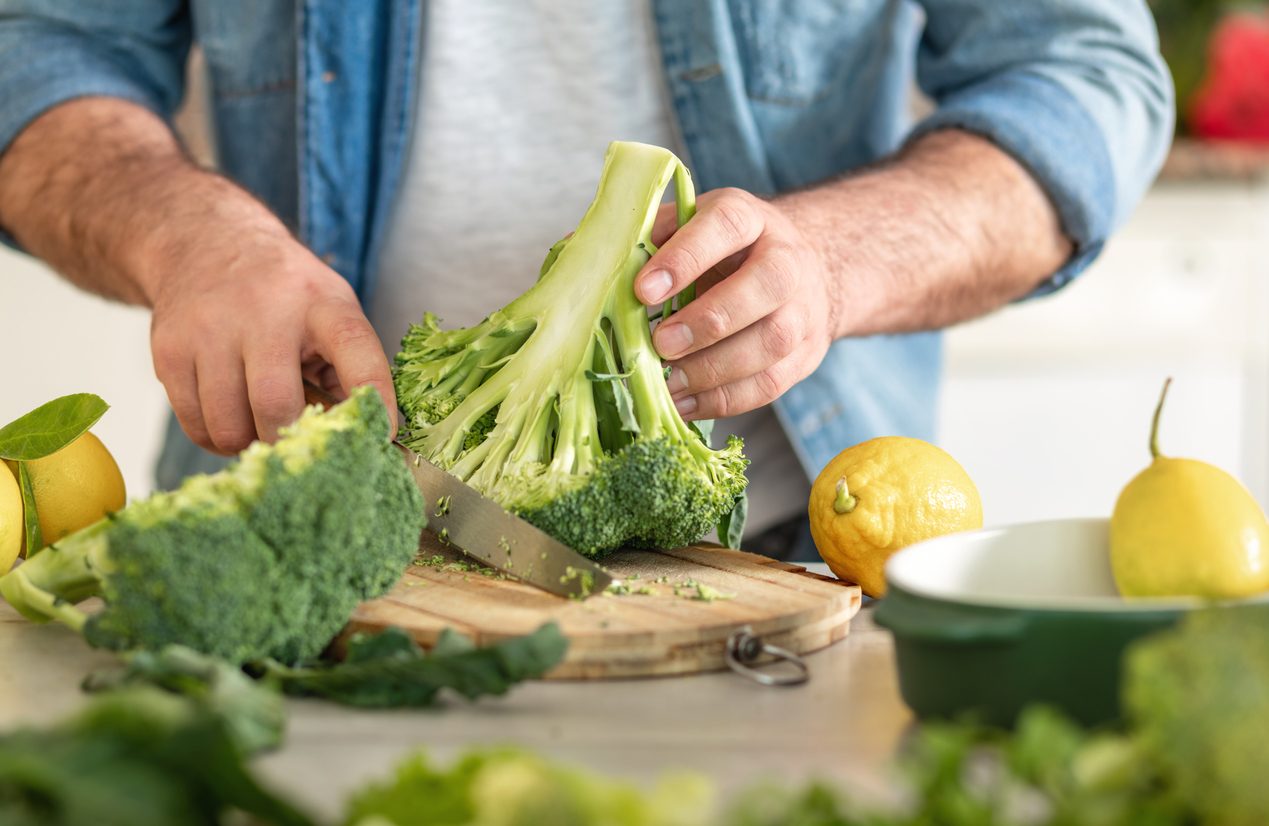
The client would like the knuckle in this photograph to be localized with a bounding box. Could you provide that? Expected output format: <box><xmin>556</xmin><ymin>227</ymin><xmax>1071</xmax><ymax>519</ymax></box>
<box><xmin>251</xmin><ymin>380</ymin><xmax>301</xmax><ymax>425</ymax></box>
<box><xmin>709</xmin><ymin>197</ymin><xmax>753</xmax><ymax>247</ymax></box>
<box><xmin>763</xmin><ymin>243</ymin><xmax>801</xmax><ymax>302</ymax></box>
<box><xmin>754</xmin><ymin>366</ymin><xmax>784</xmax><ymax>403</ymax></box>
<box><xmin>689</xmin><ymin>356</ymin><xmax>725</xmax><ymax>392</ymax></box>
<box><xmin>208</xmin><ymin>425</ymin><xmax>254</xmax><ymax>454</ymax></box>
<box><xmin>324</xmin><ymin>315</ymin><xmax>377</xmax><ymax>352</ymax></box>
<box><xmin>695</xmin><ymin>303</ymin><xmax>732</xmax><ymax>343</ymax></box>
<box><xmin>763</xmin><ymin>314</ymin><xmax>801</xmax><ymax>359</ymax></box>
<box><xmin>709</xmin><ymin>383</ymin><xmax>738</xmax><ymax>420</ymax></box>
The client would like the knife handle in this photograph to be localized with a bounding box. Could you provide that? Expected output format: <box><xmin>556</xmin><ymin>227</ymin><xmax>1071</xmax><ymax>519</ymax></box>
<box><xmin>302</xmin><ymin>379</ymin><xmax>341</xmax><ymax>411</ymax></box>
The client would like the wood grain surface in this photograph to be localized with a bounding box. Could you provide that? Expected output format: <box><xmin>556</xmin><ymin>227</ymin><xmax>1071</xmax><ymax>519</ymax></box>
<box><xmin>349</xmin><ymin>531</ymin><xmax>862</xmax><ymax>679</ymax></box>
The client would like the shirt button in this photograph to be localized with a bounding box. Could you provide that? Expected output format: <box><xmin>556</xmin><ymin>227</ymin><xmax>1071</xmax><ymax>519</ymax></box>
<box><xmin>322</xmin><ymin>71</ymin><xmax>336</xmax><ymax>83</ymax></box>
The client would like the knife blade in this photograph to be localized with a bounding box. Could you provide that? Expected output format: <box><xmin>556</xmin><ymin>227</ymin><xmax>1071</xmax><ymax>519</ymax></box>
<box><xmin>302</xmin><ymin>381</ymin><xmax>612</xmax><ymax>599</ymax></box>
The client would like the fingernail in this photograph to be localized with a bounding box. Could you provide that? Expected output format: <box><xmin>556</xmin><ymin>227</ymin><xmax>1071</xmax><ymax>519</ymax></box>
<box><xmin>656</xmin><ymin>322</ymin><xmax>693</xmax><ymax>358</ymax></box>
<box><xmin>640</xmin><ymin>269</ymin><xmax>674</xmax><ymax>305</ymax></box>
<box><xmin>674</xmin><ymin>395</ymin><xmax>697</xmax><ymax>417</ymax></box>
<box><xmin>665</xmin><ymin>366</ymin><xmax>688</xmax><ymax>395</ymax></box>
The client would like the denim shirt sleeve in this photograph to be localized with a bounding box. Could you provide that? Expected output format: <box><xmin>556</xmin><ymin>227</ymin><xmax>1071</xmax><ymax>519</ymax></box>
<box><xmin>0</xmin><ymin>2</ymin><xmax>192</xmax><ymax>244</ymax></box>
<box><xmin>909</xmin><ymin>0</ymin><xmax>1174</xmax><ymax>295</ymax></box>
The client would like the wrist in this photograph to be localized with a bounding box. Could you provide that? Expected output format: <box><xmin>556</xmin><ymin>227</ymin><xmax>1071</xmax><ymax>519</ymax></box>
<box><xmin>130</xmin><ymin>168</ymin><xmax>296</xmax><ymax>308</ymax></box>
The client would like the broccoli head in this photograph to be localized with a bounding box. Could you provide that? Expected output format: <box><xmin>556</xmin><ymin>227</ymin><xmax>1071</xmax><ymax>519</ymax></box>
<box><xmin>0</xmin><ymin>386</ymin><xmax>425</xmax><ymax>665</ymax></box>
<box><xmin>392</xmin><ymin>141</ymin><xmax>748</xmax><ymax>557</ymax></box>
<box><xmin>1123</xmin><ymin>603</ymin><xmax>1269</xmax><ymax>826</ymax></box>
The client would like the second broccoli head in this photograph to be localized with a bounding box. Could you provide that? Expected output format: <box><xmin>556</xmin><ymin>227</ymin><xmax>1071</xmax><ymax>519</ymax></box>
<box><xmin>0</xmin><ymin>386</ymin><xmax>425</xmax><ymax>666</ymax></box>
<box><xmin>393</xmin><ymin>141</ymin><xmax>748</xmax><ymax>558</ymax></box>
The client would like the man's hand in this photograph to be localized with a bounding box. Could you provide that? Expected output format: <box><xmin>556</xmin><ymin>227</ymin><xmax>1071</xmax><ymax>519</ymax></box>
<box><xmin>638</xmin><ymin>188</ymin><xmax>835</xmax><ymax>422</ymax></box>
<box><xmin>147</xmin><ymin>224</ymin><xmax>393</xmax><ymax>455</ymax></box>
<box><xmin>636</xmin><ymin>129</ymin><xmax>1073</xmax><ymax>421</ymax></box>
<box><xmin>0</xmin><ymin>98</ymin><xmax>396</xmax><ymax>455</ymax></box>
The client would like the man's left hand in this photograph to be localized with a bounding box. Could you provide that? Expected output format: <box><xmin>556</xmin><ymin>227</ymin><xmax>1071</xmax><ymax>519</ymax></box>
<box><xmin>638</xmin><ymin>188</ymin><xmax>836</xmax><ymax>421</ymax></box>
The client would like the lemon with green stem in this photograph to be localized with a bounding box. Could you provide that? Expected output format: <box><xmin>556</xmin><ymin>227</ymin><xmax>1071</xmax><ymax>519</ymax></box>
<box><xmin>808</xmin><ymin>437</ymin><xmax>983</xmax><ymax>597</ymax></box>
<box><xmin>1111</xmin><ymin>379</ymin><xmax>1269</xmax><ymax>599</ymax></box>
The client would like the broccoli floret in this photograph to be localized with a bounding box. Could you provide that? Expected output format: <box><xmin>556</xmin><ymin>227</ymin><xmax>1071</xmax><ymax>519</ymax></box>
<box><xmin>393</xmin><ymin>141</ymin><xmax>748</xmax><ymax>557</ymax></box>
<box><xmin>1123</xmin><ymin>604</ymin><xmax>1269</xmax><ymax>825</ymax></box>
<box><xmin>0</xmin><ymin>386</ymin><xmax>425</xmax><ymax>665</ymax></box>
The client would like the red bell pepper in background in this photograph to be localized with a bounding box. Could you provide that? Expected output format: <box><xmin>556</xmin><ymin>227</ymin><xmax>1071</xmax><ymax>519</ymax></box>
<box><xmin>1189</xmin><ymin>13</ymin><xmax>1269</xmax><ymax>143</ymax></box>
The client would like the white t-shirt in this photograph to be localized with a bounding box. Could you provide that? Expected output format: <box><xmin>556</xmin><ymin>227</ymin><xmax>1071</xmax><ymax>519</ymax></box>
<box><xmin>370</xmin><ymin>0</ymin><xmax>811</xmax><ymax>534</ymax></box>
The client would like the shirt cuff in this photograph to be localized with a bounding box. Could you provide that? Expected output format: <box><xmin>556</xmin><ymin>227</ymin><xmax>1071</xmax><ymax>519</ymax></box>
<box><xmin>908</xmin><ymin>71</ymin><xmax>1116</xmax><ymax>296</ymax></box>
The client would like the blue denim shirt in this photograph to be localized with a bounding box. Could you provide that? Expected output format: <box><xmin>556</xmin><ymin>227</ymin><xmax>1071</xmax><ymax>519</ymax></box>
<box><xmin>0</xmin><ymin>0</ymin><xmax>1173</xmax><ymax>486</ymax></box>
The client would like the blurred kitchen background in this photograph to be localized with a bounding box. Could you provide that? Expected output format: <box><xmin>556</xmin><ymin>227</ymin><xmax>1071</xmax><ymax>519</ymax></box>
<box><xmin>2</xmin><ymin>1</ymin><xmax>1268</xmax><ymax>524</ymax></box>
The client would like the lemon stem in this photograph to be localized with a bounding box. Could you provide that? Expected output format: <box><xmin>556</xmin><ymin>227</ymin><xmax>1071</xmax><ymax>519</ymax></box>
<box><xmin>1150</xmin><ymin>377</ymin><xmax>1171</xmax><ymax>460</ymax></box>
<box><xmin>834</xmin><ymin>477</ymin><xmax>857</xmax><ymax>514</ymax></box>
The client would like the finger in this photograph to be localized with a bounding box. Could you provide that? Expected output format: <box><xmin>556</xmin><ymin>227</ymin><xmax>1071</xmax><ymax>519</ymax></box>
<box><xmin>674</xmin><ymin>341</ymin><xmax>820</xmax><ymax>422</ymax></box>
<box><xmin>652</xmin><ymin>232</ymin><xmax>801</xmax><ymax>360</ymax></box>
<box><xmin>308</xmin><ymin>300</ymin><xmax>397</xmax><ymax>436</ymax></box>
<box><xmin>195</xmin><ymin>351</ymin><xmax>257</xmax><ymax>455</ymax></box>
<box><xmin>153</xmin><ymin>349</ymin><xmax>214</xmax><ymax>453</ymax></box>
<box><xmin>243</xmin><ymin>332</ymin><xmax>306</xmax><ymax>443</ymax></box>
<box><xmin>636</xmin><ymin>189</ymin><xmax>764</xmax><ymax>306</ymax></box>
<box><xmin>664</xmin><ymin>301</ymin><xmax>809</xmax><ymax>399</ymax></box>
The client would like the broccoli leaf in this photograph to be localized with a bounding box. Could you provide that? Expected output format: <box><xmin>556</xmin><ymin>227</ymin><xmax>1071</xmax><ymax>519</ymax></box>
<box><xmin>266</xmin><ymin>623</ymin><xmax>567</xmax><ymax>708</ymax></box>
<box><xmin>1124</xmin><ymin>604</ymin><xmax>1269</xmax><ymax>825</ymax></box>
<box><xmin>716</xmin><ymin>493</ymin><xmax>748</xmax><ymax>551</ymax></box>
<box><xmin>83</xmin><ymin>645</ymin><xmax>287</xmax><ymax>755</ymax></box>
<box><xmin>585</xmin><ymin>369</ymin><xmax>640</xmax><ymax>435</ymax></box>
<box><xmin>688</xmin><ymin>419</ymin><xmax>714</xmax><ymax>448</ymax></box>
<box><xmin>0</xmin><ymin>688</ymin><xmax>315</xmax><ymax>826</ymax></box>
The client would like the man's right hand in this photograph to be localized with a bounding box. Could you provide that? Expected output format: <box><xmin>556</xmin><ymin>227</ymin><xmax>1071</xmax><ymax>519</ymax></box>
<box><xmin>0</xmin><ymin>97</ymin><xmax>396</xmax><ymax>456</ymax></box>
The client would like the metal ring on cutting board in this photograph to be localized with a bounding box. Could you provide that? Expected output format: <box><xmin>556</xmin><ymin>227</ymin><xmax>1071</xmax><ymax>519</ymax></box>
<box><xmin>725</xmin><ymin>626</ymin><xmax>810</xmax><ymax>686</ymax></box>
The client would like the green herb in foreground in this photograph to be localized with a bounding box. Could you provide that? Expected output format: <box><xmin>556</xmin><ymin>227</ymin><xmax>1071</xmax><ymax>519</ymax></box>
<box><xmin>342</xmin><ymin>748</ymin><xmax>714</xmax><ymax>826</ymax></box>
<box><xmin>0</xmin><ymin>688</ymin><xmax>314</xmax><ymax>826</ymax></box>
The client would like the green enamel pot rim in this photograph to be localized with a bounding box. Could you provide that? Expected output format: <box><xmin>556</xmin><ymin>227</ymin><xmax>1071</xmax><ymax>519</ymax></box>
<box><xmin>883</xmin><ymin>517</ymin><xmax>1269</xmax><ymax>615</ymax></box>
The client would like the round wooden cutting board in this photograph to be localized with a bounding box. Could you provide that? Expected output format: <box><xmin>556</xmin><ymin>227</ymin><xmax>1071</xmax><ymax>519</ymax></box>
<box><xmin>349</xmin><ymin>532</ymin><xmax>862</xmax><ymax>679</ymax></box>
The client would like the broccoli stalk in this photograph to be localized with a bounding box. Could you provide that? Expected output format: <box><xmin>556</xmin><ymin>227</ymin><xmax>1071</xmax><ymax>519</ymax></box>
<box><xmin>394</xmin><ymin>141</ymin><xmax>748</xmax><ymax>557</ymax></box>
<box><xmin>0</xmin><ymin>386</ymin><xmax>425</xmax><ymax>665</ymax></box>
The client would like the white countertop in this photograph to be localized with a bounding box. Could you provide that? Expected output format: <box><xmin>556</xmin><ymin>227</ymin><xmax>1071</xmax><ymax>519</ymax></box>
<box><xmin>0</xmin><ymin>592</ymin><xmax>910</xmax><ymax>820</ymax></box>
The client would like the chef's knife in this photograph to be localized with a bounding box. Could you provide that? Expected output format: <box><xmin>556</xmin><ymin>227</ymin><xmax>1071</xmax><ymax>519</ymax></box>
<box><xmin>302</xmin><ymin>381</ymin><xmax>612</xmax><ymax>599</ymax></box>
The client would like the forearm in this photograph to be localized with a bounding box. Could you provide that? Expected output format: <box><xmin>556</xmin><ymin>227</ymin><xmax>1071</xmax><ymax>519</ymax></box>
<box><xmin>775</xmin><ymin>129</ymin><xmax>1073</xmax><ymax>340</ymax></box>
<box><xmin>0</xmin><ymin>95</ymin><xmax>395</xmax><ymax>453</ymax></box>
<box><xmin>0</xmin><ymin>96</ymin><xmax>289</xmax><ymax>308</ymax></box>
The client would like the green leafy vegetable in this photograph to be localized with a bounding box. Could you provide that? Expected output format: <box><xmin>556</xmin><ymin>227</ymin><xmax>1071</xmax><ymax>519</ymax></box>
<box><xmin>83</xmin><ymin>645</ymin><xmax>287</xmax><ymax>755</ymax></box>
<box><xmin>263</xmin><ymin>624</ymin><xmax>567</xmax><ymax>707</ymax></box>
<box><xmin>0</xmin><ymin>386</ymin><xmax>425</xmax><ymax>665</ymax></box>
<box><xmin>1124</xmin><ymin>603</ymin><xmax>1269</xmax><ymax>826</ymax></box>
<box><xmin>342</xmin><ymin>747</ymin><xmax>713</xmax><ymax>826</ymax></box>
<box><xmin>716</xmin><ymin>492</ymin><xmax>747</xmax><ymax>551</ymax></box>
<box><xmin>0</xmin><ymin>393</ymin><xmax>109</xmax><ymax>461</ymax></box>
<box><xmin>0</xmin><ymin>688</ymin><xmax>314</xmax><ymax>826</ymax></box>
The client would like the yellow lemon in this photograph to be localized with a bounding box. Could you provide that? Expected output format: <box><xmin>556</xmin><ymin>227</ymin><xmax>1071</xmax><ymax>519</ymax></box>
<box><xmin>1110</xmin><ymin>380</ymin><xmax>1269</xmax><ymax>599</ymax></box>
<box><xmin>0</xmin><ymin>466</ymin><xmax>21</xmax><ymax>572</ymax></box>
<box><xmin>4</xmin><ymin>431</ymin><xmax>126</xmax><ymax>554</ymax></box>
<box><xmin>809</xmin><ymin>437</ymin><xmax>983</xmax><ymax>597</ymax></box>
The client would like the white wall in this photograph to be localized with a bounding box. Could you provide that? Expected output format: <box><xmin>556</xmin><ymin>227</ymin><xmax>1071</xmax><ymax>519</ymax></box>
<box><xmin>2</xmin><ymin>180</ymin><xmax>1266</xmax><ymax>522</ymax></box>
<box><xmin>0</xmin><ymin>252</ymin><xmax>169</xmax><ymax>502</ymax></box>
<box><xmin>939</xmin><ymin>180</ymin><xmax>1269</xmax><ymax>524</ymax></box>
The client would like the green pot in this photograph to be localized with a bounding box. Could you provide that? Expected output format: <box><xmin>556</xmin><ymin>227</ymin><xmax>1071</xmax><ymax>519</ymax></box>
<box><xmin>874</xmin><ymin>518</ymin><xmax>1220</xmax><ymax>727</ymax></box>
